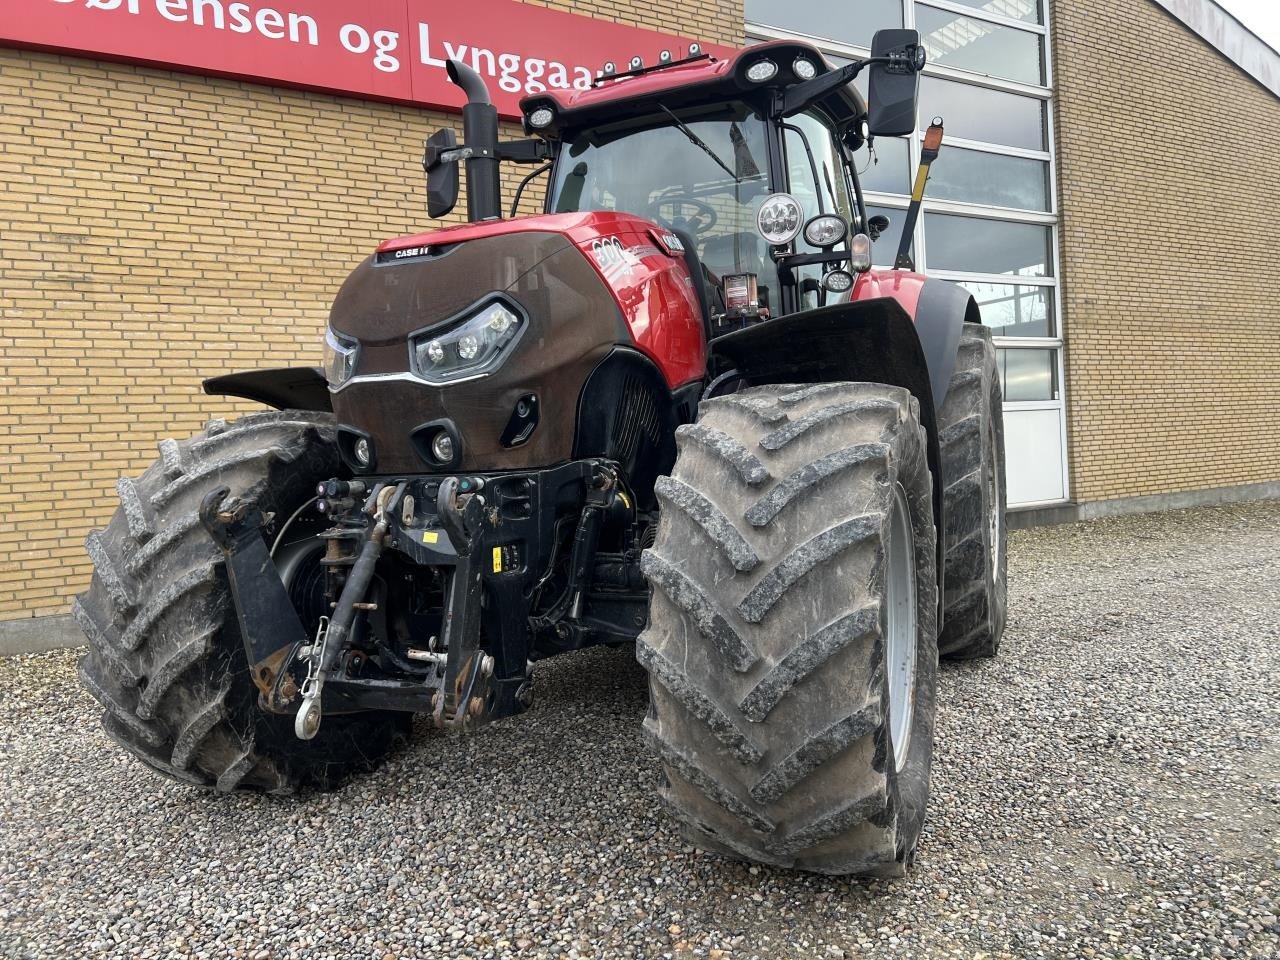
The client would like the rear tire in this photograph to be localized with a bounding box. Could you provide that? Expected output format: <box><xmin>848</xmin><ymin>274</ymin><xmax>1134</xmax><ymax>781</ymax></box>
<box><xmin>74</xmin><ymin>411</ymin><xmax>410</xmax><ymax>793</ymax></box>
<box><xmin>639</xmin><ymin>382</ymin><xmax>938</xmax><ymax>876</ymax></box>
<box><xmin>937</xmin><ymin>324</ymin><xmax>1007</xmax><ymax>659</ymax></box>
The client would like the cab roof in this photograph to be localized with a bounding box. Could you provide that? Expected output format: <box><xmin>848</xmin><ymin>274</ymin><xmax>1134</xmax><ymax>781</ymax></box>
<box><xmin>518</xmin><ymin>40</ymin><xmax>868</xmax><ymax>137</ymax></box>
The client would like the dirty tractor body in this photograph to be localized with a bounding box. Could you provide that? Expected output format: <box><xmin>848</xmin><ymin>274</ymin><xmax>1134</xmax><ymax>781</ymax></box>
<box><xmin>77</xmin><ymin>35</ymin><xmax>1007</xmax><ymax>875</ymax></box>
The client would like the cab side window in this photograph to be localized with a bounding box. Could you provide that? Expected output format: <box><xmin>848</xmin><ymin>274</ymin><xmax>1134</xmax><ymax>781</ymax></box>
<box><xmin>782</xmin><ymin>111</ymin><xmax>855</xmax><ymax>308</ymax></box>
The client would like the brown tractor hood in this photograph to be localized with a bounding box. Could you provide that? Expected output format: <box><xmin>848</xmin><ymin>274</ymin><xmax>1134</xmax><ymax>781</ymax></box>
<box><xmin>328</xmin><ymin>230</ymin><xmax>630</xmax><ymax>474</ymax></box>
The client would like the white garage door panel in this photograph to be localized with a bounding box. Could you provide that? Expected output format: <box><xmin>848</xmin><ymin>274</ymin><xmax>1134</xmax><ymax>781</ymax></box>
<box><xmin>1004</xmin><ymin>407</ymin><xmax>1065</xmax><ymax>505</ymax></box>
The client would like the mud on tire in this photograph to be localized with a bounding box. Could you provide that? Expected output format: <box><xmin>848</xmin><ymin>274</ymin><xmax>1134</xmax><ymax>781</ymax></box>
<box><xmin>937</xmin><ymin>324</ymin><xmax>1007</xmax><ymax>659</ymax></box>
<box><xmin>639</xmin><ymin>382</ymin><xmax>938</xmax><ymax>876</ymax></box>
<box><xmin>74</xmin><ymin>410</ymin><xmax>410</xmax><ymax>793</ymax></box>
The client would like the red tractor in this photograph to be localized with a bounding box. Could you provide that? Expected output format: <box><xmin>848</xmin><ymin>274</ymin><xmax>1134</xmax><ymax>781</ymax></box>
<box><xmin>76</xmin><ymin>30</ymin><xmax>1006</xmax><ymax>876</ymax></box>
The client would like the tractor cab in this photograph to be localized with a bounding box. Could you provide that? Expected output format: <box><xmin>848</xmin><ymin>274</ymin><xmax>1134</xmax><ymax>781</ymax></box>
<box><xmin>428</xmin><ymin>34</ymin><xmax>927</xmax><ymax>332</ymax></box>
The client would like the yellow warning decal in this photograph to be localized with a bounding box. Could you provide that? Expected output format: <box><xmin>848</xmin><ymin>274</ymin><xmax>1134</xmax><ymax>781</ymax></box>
<box><xmin>422</xmin><ymin>530</ymin><xmax>439</xmax><ymax>544</ymax></box>
<box><xmin>492</xmin><ymin>546</ymin><xmax>503</xmax><ymax>573</ymax></box>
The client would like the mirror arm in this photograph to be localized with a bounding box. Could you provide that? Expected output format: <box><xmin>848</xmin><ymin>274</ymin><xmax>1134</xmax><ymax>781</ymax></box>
<box><xmin>780</xmin><ymin>60</ymin><xmax>867</xmax><ymax>117</ymax></box>
<box><xmin>779</xmin><ymin>48</ymin><xmax>923</xmax><ymax>118</ymax></box>
<box><xmin>497</xmin><ymin>138</ymin><xmax>553</xmax><ymax>164</ymax></box>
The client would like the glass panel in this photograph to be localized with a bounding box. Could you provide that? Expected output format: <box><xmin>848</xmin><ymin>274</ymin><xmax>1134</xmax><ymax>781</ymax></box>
<box><xmin>866</xmin><ymin>204</ymin><xmax>910</xmax><ymax>266</ymax></box>
<box><xmin>854</xmin><ymin>136</ymin><xmax>910</xmax><ymax>195</ymax></box>
<box><xmin>927</xmin><ymin>146</ymin><xmax>1048</xmax><ymax>210</ymax></box>
<box><xmin>784</xmin><ymin>112</ymin><xmax>857</xmax><ymax>311</ymax></box>
<box><xmin>924</xmin><ymin>212</ymin><xmax>1051</xmax><ymax>276</ymax></box>
<box><xmin>784</xmin><ymin>112</ymin><xmax>855</xmax><ymax>225</ymax></box>
<box><xmin>914</xmin><ymin>5</ymin><xmax>1045</xmax><ymax>85</ymax></box>
<box><xmin>746</xmin><ymin>0</ymin><xmax>902</xmax><ymax>49</ymax></box>
<box><xmin>919</xmin><ymin>75</ymin><xmax>1046</xmax><ymax>150</ymax></box>
<box><xmin>932</xmin><ymin>0</ymin><xmax>1043</xmax><ymax>24</ymax></box>
<box><xmin>548</xmin><ymin>102</ymin><xmax>779</xmax><ymax>306</ymax></box>
<box><xmin>960</xmin><ymin>282</ymin><xmax>1054</xmax><ymax>337</ymax></box>
<box><xmin>997</xmin><ymin>347</ymin><xmax>1057</xmax><ymax>401</ymax></box>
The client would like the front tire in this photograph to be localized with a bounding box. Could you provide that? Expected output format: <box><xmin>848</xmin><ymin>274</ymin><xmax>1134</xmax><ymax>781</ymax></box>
<box><xmin>74</xmin><ymin>411</ymin><xmax>410</xmax><ymax>793</ymax></box>
<box><xmin>639</xmin><ymin>382</ymin><xmax>938</xmax><ymax>876</ymax></box>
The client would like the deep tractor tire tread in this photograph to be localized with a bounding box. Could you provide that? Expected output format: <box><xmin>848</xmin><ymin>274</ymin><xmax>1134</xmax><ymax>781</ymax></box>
<box><xmin>937</xmin><ymin>325</ymin><xmax>1008</xmax><ymax>659</ymax></box>
<box><xmin>76</xmin><ymin>410</ymin><xmax>410</xmax><ymax>794</ymax></box>
<box><xmin>640</xmin><ymin>382</ymin><xmax>939</xmax><ymax>876</ymax></box>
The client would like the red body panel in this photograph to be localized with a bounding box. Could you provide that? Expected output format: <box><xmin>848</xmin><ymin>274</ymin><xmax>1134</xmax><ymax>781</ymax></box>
<box><xmin>381</xmin><ymin>213</ymin><xmax>707</xmax><ymax>388</ymax></box>
<box><xmin>851</xmin><ymin>268</ymin><xmax>929</xmax><ymax>319</ymax></box>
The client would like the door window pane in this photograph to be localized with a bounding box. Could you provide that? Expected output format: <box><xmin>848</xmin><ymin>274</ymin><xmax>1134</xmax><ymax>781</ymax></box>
<box><xmin>960</xmin><ymin>282</ymin><xmax>1054</xmax><ymax>337</ymax></box>
<box><xmin>746</xmin><ymin>0</ymin><xmax>901</xmax><ymax>49</ymax></box>
<box><xmin>919</xmin><ymin>75</ymin><xmax>1046</xmax><ymax>150</ymax></box>
<box><xmin>927</xmin><ymin>146</ymin><xmax>1049</xmax><ymax>210</ymax></box>
<box><xmin>855</xmin><ymin>136</ymin><xmax>910</xmax><ymax>195</ymax></box>
<box><xmin>914</xmin><ymin>5</ymin><xmax>1045</xmax><ymax>85</ymax></box>
<box><xmin>866</xmin><ymin>204</ymin><xmax>910</xmax><ymax>266</ymax></box>
<box><xmin>997</xmin><ymin>347</ymin><xmax>1057</xmax><ymax>401</ymax></box>
<box><xmin>924</xmin><ymin>212</ymin><xmax>1051</xmax><ymax>276</ymax></box>
<box><xmin>933</xmin><ymin>0</ymin><xmax>1043</xmax><ymax>24</ymax></box>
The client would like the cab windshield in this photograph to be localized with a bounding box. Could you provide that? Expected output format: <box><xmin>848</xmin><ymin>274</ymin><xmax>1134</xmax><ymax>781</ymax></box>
<box><xmin>548</xmin><ymin>102</ymin><xmax>777</xmax><ymax>309</ymax></box>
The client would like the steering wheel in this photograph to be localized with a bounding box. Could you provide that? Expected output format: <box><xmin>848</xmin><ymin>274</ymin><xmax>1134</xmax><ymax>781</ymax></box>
<box><xmin>648</xmin><ymin>197</ymin><xmax>718</xmax><ymax>238</ymax></box>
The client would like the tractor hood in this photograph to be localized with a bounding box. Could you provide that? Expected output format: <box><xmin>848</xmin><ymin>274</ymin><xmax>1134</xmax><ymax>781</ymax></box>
<box><xmin>327</xmin><ymin>225</ymin><xmax>628</xmax><ymax>474</ymax></box>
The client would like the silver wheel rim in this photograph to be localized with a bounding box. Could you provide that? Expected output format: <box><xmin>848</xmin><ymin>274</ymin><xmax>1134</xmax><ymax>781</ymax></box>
<box><xmin>885</xmin><ymin>482</ymin><xmax>917</xmax><ymax>773</ymax></box>
<box><xmin>985</xmin><ymin>418</ymin><xmax>1002</xmax><ymax>574</ymax></box>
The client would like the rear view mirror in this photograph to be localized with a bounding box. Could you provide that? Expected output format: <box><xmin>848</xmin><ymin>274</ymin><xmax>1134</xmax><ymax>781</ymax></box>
<box><xmin>867</xmin><ymin>29</ymin><xmax>925</xmax><ymax>137</ymax></box>
<box><xmin>423</xmin><ymin>128</ymin><xmax>459</xmax><ymax>219</ymax></box>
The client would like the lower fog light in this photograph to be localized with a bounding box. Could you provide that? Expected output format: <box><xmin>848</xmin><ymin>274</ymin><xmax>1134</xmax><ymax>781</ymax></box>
<box><xmin>353</xmin><ymin>437</ymin><xmax>371</xmax><ymax>466</ymax></box>
<box><xmin>431</xmin><ymin>433</ymin><xmax>455</xmax><ymax>463</ymax></box>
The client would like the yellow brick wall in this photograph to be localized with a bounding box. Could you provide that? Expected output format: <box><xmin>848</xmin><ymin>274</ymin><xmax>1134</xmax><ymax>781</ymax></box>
<box><xmin>0</xmin><ymin>0</ymin><xmax>742</xmax><ymax>621</ymax></box>
<box><xmin>1052</xmin><ymin>0</ymin><xmax>1280</xmax><ymax>504</ymax></box>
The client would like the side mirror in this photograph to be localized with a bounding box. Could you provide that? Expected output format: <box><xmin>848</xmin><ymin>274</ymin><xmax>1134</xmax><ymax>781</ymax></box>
<box><xmin>867</xmin><ymin>29</ymin><xmax>925</xmax><ymax>138</ymax></box>
<box><xmin>867</xmin><ymin>214</ymin><xmax>891</xmax><ymax>240</ymax></box>
<box><xmin>423</xmin><ymin>128</ymin><xmax>459</xmax><ymax>219</ymax></box>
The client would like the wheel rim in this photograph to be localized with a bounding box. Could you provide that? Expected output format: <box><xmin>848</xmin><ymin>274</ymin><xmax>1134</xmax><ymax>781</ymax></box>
<box><xmin>885</xmin><ymin>482</ymin><xmax>918</xmax><ymax>773</ymax></box>
<box><xmin>985</xmin><ymin>417</ymin><xmax>1002</xmax><ymax>574</ymax></box>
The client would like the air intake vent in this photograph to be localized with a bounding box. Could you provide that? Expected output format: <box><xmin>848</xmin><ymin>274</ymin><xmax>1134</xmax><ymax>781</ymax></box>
<box><xmin>611</xmin><ymin>375</ymin><xmax>662</xmax><ymax>467</ymax></box>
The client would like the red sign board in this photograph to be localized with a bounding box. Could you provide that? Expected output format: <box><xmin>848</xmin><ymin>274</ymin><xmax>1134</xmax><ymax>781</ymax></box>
<box><xmin>1</xmin><ymin>0</ymin><xmax>733</xmax><ymax>118</ymax></box>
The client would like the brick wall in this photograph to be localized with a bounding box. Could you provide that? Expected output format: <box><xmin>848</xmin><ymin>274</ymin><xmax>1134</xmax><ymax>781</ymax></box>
<box><xmin>1052</xmin><ymin>0</ymin><xmax>1280</xmax><ymax>504</ymax></box>
<box><xmin>0</xmin><ymin>0</ymin><xmax>741</xmax><ymax>622</ymax></box>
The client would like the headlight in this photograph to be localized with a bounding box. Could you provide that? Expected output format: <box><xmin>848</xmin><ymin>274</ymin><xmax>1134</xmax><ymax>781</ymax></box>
<box><xmin>745</xmin><ymin>59</ymin><xmax>778</xmax><ymax>83</ymax></box>
<box><xmin>803</xmin><ymin>214</ymin><xmax>848</xmax><ymax>248</ymax></box>
<box><xmin>323</xmin><ymin>328</ymin><xmax>359</xmax><ymax>385</ymax></box>
<box><xmin>792</xmin><ymin>57</ymin><xmax>817</xmax><ymax>80</ymax></box>
<box><xmin>410</xmin><ymin>298</ymin><xmax>525</xmax><ymax>384</ymax></box>
<box><xmin>757</xmin><ymin>193</ymin><xmax>803</xmax><ymax>246</ymax></box>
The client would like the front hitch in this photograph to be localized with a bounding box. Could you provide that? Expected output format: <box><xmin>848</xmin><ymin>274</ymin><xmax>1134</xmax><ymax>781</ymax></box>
<box><xmin>198</xmin><ymin>487</ymin><xmax>309</xmax><ymax>712</ymax></box>
<box><xmin>294</xmin><ymin>482</ymin><xmax>406</xmax><ymax>739</ymax></box>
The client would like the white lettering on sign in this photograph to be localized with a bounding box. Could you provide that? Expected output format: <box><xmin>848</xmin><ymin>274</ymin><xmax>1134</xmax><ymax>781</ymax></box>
<box><xmin>28</xmin><ymin>0</ymin><xmax>708</xmax><ymax>115</ymax></box>
<box><xmin>417</xmin><ymin>22</ymin><xmax>593</xmax><ymax>93</ymax></box>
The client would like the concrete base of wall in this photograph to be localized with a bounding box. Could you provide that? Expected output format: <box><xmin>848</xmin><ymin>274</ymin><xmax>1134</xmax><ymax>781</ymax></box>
<box><xmin>1009</xmin><ymin>479</ymin><xmax>1280</xmax><ymax>529</ymax></box>
<box><xmin>0</xmin><ymin>614</ymin><xmax>84</xmax><ymax>657</ymax></box>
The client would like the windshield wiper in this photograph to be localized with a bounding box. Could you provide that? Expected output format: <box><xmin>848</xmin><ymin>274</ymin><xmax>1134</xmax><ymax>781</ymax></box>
<box><xmin>657</xmin><ymin>104</ymin><xmax>741</xmax><ymax>183</ymax></box>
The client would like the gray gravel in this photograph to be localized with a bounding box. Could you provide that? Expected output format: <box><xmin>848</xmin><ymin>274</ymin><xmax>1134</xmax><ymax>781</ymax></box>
<box><xmin>2</xmin><ymin>501</ymin><xmax>1278</xmax><ymax>959</ymax></box>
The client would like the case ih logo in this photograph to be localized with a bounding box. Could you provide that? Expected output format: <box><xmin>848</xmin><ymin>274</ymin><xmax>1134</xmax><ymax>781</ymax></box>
<box><xmin>3</xmin><ymin>0</ymin><xmax>729</xmax><ymax>119</ymax></box>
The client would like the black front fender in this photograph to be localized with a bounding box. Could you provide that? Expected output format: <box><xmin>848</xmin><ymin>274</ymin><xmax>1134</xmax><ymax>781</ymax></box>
<box><xmin>708</xmin><ymin>295</ymin><xmax>977</xmax><ymax>607</ymax></box>
<box><xmin>203</xmin><ymin>366</ymin><xmax>332</xmax><ymax>412</ymax></box>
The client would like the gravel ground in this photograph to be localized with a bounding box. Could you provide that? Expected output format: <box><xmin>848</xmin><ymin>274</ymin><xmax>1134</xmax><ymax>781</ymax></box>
<box><xmin>1</xmin><ymin>501</ymin><xmax>1278</xmax><ymax>960</ymax></box>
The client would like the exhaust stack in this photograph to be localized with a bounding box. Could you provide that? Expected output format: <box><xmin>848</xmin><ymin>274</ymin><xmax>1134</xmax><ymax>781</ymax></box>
<box><xmin>446</xmin><ymin>59</ymin><xmax>502</xmax><ymax>222</ymax></box>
